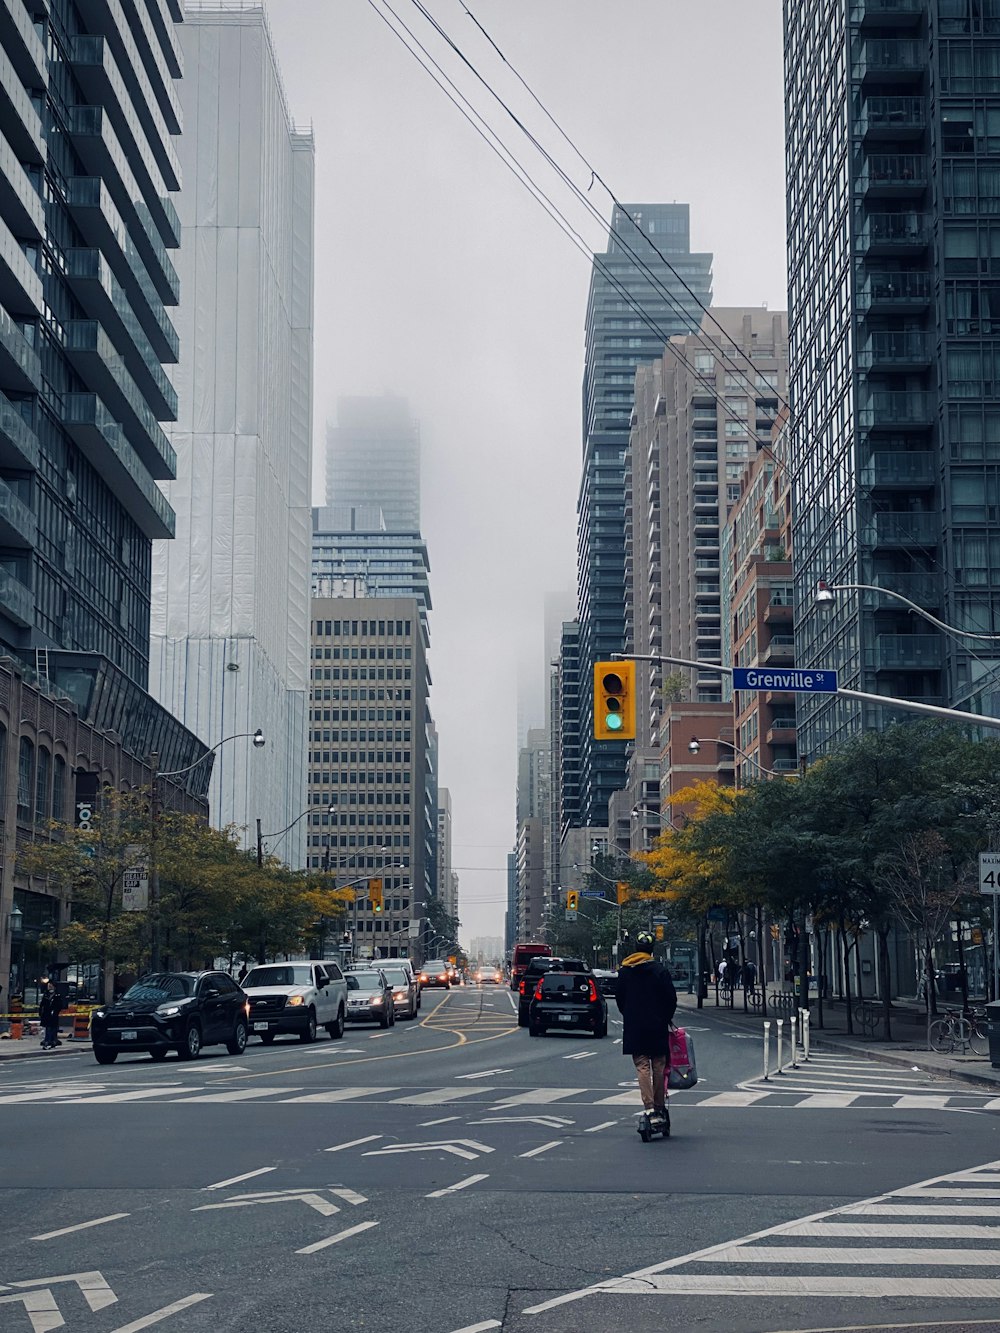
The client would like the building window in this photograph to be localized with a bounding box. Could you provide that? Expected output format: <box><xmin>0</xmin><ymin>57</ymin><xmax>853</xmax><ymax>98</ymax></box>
<box><xmin>17</xmin><ymin>738</ymin><xmax>34</xmax><ymax>822</ymax></box>
<box><xmin>35</xmin><ymin>747</ymin><xmax>51</xmax><ymax>823</ymax></box>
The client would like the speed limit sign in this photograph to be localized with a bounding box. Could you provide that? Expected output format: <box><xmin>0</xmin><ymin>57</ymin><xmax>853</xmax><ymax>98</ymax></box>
<box><xmin>978</xmin><ymin>851</ymin><xmax>1000</xmax><ymax>894</ymax></box>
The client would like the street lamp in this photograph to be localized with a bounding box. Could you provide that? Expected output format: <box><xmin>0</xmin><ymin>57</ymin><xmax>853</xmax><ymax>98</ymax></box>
<box><xmin>687</xmin><ymin>735</ymin><xmax>782</xmax><ymax>782</ymax></box>
<box><xmin>257</xmin><ymin>804</ymin><xmax>336</xmax><ymax>868</ymax></box>
<box><xmin>816</xmin><ymin>579</ymin><xmax>1000</xmax><ymax>642</ymax></box>
<box><xmin>148</xmin><ymin>729</ymin><xmax>266</xmax><ymax>972</ymax></box>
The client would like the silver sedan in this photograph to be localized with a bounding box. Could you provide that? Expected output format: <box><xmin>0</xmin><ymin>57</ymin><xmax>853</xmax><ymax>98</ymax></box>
<box><xmin>383</xmin><ymin>966</ymin><xmax>419</xmax><ymax>1019</ymax></box>
<box><xmin>345</xmin><ymin>970</ymin><xmax>394</xmax><ymax>1028</ymax></box>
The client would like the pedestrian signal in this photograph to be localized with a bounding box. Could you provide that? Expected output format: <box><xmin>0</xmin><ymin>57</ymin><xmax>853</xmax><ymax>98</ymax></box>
<box><xmin>566</xmin><ymin>890</ymin><xmax>579</xmax><ymax>912</ymax></box>
<box><xmin>369</xmin><ymin>879</ymin><xmax>383</xmax><ymax>912</ymax></box>
<box><xmin>594</xmin><ymin>660</ymin><xmax>636</xmax><ymax>741</ymax></box>
<box><xmin>769</xmin><ymin>923</ymin><xmax>780</xmax><ymax>941</ymax></box>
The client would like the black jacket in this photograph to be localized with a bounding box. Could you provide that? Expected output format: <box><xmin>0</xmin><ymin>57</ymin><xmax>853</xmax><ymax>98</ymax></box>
<box><xmin>39</xmin><ymin>990</ymin><xmax>61</xmax><ymax>1024</ymax></box>
<box><xmin>614</xmin><ymin>953</ymin><xmax>678</xmax><ymax>1057</ymax></box>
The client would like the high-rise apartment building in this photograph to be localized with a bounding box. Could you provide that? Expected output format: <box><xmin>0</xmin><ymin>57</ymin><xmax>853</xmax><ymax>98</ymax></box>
<box><xmin>307</xmin><ymin>597</ymin><xmax>428</xmax><ymax>961</ymax></box>
<box><xmin>577</xmin><ymin>204</ymin><xmax>712</xmax><ymax>828</ymax></box>
<box><xmin>436</xmin><ymin>786</ymin><xmax>456</xmax><ymax>920</ymax></box>
<box><xmin>150</xmin><ymin>5</ymin><xmax>314</xmax><ymax>861</ymax></box>
<box><xmin>312</xmin><ymin>507</ymin><xmax>431</xmax><ymax>636</ymax></box>
<box><xmin>786</xmin><ymin>0</ymin><xmax>1000</xmax><ymax>756</ymax></box>
<box><xmin>326</xmin><ymin>396</ymin><xmax>420</xmax><ymax>531</ymax></box>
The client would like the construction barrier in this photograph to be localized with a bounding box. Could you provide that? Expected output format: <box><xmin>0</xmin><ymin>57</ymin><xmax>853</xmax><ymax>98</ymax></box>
<box><xmin>72</xmin><ymin>1007</ymin><xmax>95</xmax><ymax>1040</ymax></box>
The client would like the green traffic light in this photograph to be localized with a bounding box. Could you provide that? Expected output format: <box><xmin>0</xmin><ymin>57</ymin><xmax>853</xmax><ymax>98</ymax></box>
<box><xmin>605</xmin><ymin>712</ymin><xmax>623</xmax><ymax>731</ymax></box>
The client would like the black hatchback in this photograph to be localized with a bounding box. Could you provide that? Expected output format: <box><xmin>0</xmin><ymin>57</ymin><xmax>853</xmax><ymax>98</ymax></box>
<box><xmin>90</xmin><ymin>971</ymin><xmax>249</xmax><ymax>1064</ymax></box>
<box><xmin>528</xmin><ymin>971</ymin><xmax>608</xmax><ymax>1038</ymax></box>
<box><xmin>517</xmin><ymin>956</ymin><xmax>589</xmax><ymax>1026</ymax></box>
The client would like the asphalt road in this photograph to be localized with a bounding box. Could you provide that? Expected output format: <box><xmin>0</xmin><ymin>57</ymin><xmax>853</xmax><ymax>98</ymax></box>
<box><xmin>1</xmin><ymin>984</ymin><xmax>999</xmax><ymax>1333</ymax></box>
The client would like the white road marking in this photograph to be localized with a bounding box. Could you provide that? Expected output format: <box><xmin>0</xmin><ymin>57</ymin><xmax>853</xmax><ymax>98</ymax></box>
<box><xmin>329</xmin><ymin>1188</ymin><xmax>367</xmax><ymax>1206</ymax></box>
<box><xmin>447</xmin><ymin>1321</ymin><xmax>502</xmax><ymax>1333</ymax></box>
<box><xmin>786</xmin><ymin>1221</ymin><xmax>1000</xmax><ymax>1239</ymax></box>
<box><xmin>364</xmin><ymin>1139</ymin><xmax>494</xmax><ymax>1161</ymax></box>
<box><xmin>392</xmin><ymin>1088</ymin><xmax>492</xmax><ymax>1105</ymax></box>
<box><xmin>711</xmin><ymin>1243</ymin><xmax>1000</xmax><ymax>1266</ymax></box>
<box><xmin>9</xmin><ymin>1270</ymin><xmax>117</xmax><ymax>1311</ymax></box>
<box><xmin>425</xmin><ymin>1173</ymin><xmax>490</xmax><ymax>1199</ymax></box>
<box><xmin>584</xmin><ymin>1120</ymin><xmax>618</xmax><ymax>1133</ymax></box>
<box><xmin>109</xmin><ymin>1294</ymin><xmax>212</xmax><ymax>1331</ymax></box>
<box><xmin>608</xmin><ymin>1276</ymin><xmax>1000</xmax><ymax>1297</ymax></box>
<box><xmin>493</xmin><ymin>1088</ymin><xmax>587</xmax><ymax>1106</ymax></box>
<box><xmin>194</xmin><ymin>1189</ymin><xmax>342</xmax><ymax>1217</ymax></box>
<box><xmin>173</xmin><ymin>1088</ymin><xmax>300</xmax><ymax>1103</ymax></box>
<box><xmin>697</xmin><ymin>1092</ymin><xmax>770</xmax><ymax>1108</ymax></box>
<box><xmin>519</xmin><ymin>1140</ymin><xmax>562</xmax><ymax>1158</ymax></box>
<box><xmin>793</xmin><ymin>1093</ymin><xmax>861</xmax><ymax>1108</ymax></box>
<box><xmin>563</xmin><ymin>1050</ymin><xmax>597</xmax><ymax>1060</ymax></box>
<box><xmin>61</xmin><ymin>1088</ymin><xmax>191</xmax><ymax>1104</ymax></box>
<box><xmin>892</xmin><ymin>1095</ymin><xmax>953</xmax><ymax>1109</ymax></box>
<box><xmin>204</xmin><ymin>1167</ymin><xmax>276</xmax><ymax>1190</ymax></box>
<box><xmin>325</xmin><ymin>1135</ymin><xmax>383</xmax><ymax>1153</ymax></box>
<box><xmin>851</xmin><ymin>1202</ymin><xmax>1000</xmax><ymax>1217</ymax></box>
<box><xmin>469</xmin><ymin>1115</ymin><xmax>573</xmax><ymax>1129</ymax></box>
<box><xmin>287</xmin><ymin>1088</ymin><xmax>395</xmax><ymax>1103</ymax></box>
<box><xmin>456</xmin><ymin>1069</ymin><xmax>511</xmax><ymax>1079</ymax></box>
<box><xmin>32</xmin><ymin>1213</ymin><xmax>129</xmax><ymax>1241</ymax></box>
<box><xmin>420</xmin><ymin>1115</ymin><xmax>462</xmax><ymax>1126</ymax></box>
<box><xmin>296</xmin><ymin>1220</ymin><xmax>379</xmax><ymax>1255</ymax></box>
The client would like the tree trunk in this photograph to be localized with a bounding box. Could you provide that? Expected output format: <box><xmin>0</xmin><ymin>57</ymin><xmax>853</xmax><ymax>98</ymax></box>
<box><xmin>924</xmin><ymin>940</ymin><xmax>937</xmax><ymax>1017</ymax></box>
<box><xmin>878</xmin><ymin>926</ymin><xmax>893</xmax><ymax>1041</ymax></box>
<box><xmin>839</xmin><ymin>916</ymin><xmax>854</xmax><ymax>1036</ymax></box>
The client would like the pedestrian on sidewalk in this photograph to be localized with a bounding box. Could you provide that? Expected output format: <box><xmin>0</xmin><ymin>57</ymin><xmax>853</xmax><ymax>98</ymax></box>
<box><xmin>615</xmin><ymin>931</ymin><xmax>678</xmax><ymax>1129</ymax></box>
<box><xmin>38</xmin><ymin>980</ymin><xmax>62</xmax><ymax>1050</ymax></box>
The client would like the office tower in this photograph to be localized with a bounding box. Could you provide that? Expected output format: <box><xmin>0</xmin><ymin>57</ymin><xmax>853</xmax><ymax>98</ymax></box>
<box><xmin>436</xmin><ymin>788</ymin><xmax>455</xmax><ymax>920</ymax></box>
<box><xmin>326</xmin><ymin>396</ymin><xmax>420</xmax><ymax>531</ymax></box>
<box><xmin>150</xmin><ymin>5</ymin><xmax>314</xmax><ymax>861</ymax></box>
<box><xmin>786</xmin><ymin>1</ymin><xmax>1000</xmax><ymax>756</ymax></box>
<box><xmin>577</xmin><ymin>204</ymin><xmax>712</xmax><ymax>828</ymax></box>
<box><xmin>311</xmin><ymin>507</ymin><xmax>432</xmax><ymax>636</ymax></box>
<box><xmin>0</xmin><ymin>0</ymin><xmax>213</xmax><ymax>1000</ymax></box>
<box><xmin>308</xmin><ymin>598</ymin><xmax>429</xmax><ymax>961</ymax></box>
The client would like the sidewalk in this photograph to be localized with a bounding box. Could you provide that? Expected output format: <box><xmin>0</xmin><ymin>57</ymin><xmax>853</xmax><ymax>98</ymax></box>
<box><xmin>675</xmin><ymin>990</ymin><xmax>1000</xmax><ymax>1091</ymax></box>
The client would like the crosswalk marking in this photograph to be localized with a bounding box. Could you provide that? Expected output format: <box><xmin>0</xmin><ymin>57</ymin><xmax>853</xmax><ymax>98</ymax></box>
<box><xmin>789</xmin><ymin>1092</ymin><xmax>859</xmax><ymax>1108</ymax></box>
<box><xmin>492</xmin><ymin>1088</ymin><xmax>587</xmax><ymax>1106</ymax></box>
<box><xmin>697</xmin><ymin>1092</ymin><xmax>770</xmax><ymax>1108</ymax></box>
<box><xmin>710</xmin><ymin>1243</ymin><xmax>1000</xmax><ymax>1266</ymax></box>
<box><xmin>171</xmin><ymin>1088</ymin><xmax>300</xmax><ymax>1103</ymax></box>
<box><xmin>609</xmin><ymin>1276</ymin><xmax>1000</xmax><ymax>1297</ymax></box>
<box><xmin>282</xmin><ymin>1087</ymin><xmax>395</xmax><ymax>1103</ymax></box>
<box><xmin>785</xmin><ymin>1221</ymin><xmax>1000</xmax><ymax>1239</ymax></box>
<box><xmin>853</xmin><ymin>1203</ymin><xmax>1000</xmax><ymax>1217</ymax></box>
<box><xmin>391</xmin><ymin>1088</ymin><xmax>492</xmax><ymax>1105</ymax></box>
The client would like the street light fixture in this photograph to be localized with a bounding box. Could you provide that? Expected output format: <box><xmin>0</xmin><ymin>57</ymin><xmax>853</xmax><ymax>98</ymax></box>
<box><xmin>148</xmin><ymin>728</ymin><xmax>266</xmax><ymax>972</ymax></box>
<box><xmin>257</xmin><ymin>804</ymin><xmax>336</xmax><ymax>868</ymax></box>
<box><xmin>816</xmin><ymin>579</ymin><xmax>1000</xmax><ymax>642</ymax></box>
<box><xmin>687</xmin><ymin>735</ymin><xmax>782</xmax><ymax>781</ymax></box>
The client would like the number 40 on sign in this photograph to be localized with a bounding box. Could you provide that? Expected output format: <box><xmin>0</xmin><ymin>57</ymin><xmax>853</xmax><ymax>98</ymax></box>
<box><xmin>978</xmin><ymin>851</ymin><xmax>1000</xmax><ymax>894</ymax></box>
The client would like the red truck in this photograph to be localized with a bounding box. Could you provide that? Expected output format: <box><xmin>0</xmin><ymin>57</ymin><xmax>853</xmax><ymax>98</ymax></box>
<box><xmin>510</xmin><ymin>941</ymin><xmax>552</xmax><ymax>991</ymax></box>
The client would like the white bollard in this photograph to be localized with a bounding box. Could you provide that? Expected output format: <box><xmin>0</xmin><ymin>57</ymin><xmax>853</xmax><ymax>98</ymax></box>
<box><xmin>800</xmin><ymin>1008</ymin><xmax>810</xmax><ymax>1061</ymax></box>
<box><xmin>776</xmin><ymin>1017</ymin><xmax>784</xmax><ymax>1074</ymax></box>
<box><xmin>790</xmin><ymin>1012</ymin><xmax>798</xmax><ymax>1067</ymax></box>
<box><xmin>763</xmin><ymin>1020</ymin><xmax>771</xmax><ymax>1082</ymax></box>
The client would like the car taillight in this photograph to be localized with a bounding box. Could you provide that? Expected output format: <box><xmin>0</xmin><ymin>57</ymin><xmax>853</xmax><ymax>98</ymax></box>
<box><xmin>588</xmin><ymin>979</ymin><xmax>598</xmax><ymax>1002</ymax></box>
<box><xmin>519</xmin><ymin>980</ymin><xmax>526</xmax><ymax>996</ymax></box>
<box><xmin>534</xmin><ymin>981</ymin><xmax>544</xmax><ymax>1000</ymax></box>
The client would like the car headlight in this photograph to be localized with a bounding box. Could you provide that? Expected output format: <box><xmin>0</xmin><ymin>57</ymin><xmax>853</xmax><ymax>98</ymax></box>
<box><xmin>285</xmin><ymin>995</ymin><xmax>305</xmax><ymax>1007</ymax></box>
<box><xmin>157</xmin><ymin>1005</ymin><xmax>182</xmax><ymax>1017</ymax></box>
<box><xmin>370</xmin><ymin>995</ymin><xmax>383</xmax><ymax>1005</ymax></box>
<box><xmin>393</xmin><ymin>991</ymin><xmax>407</xmax><ymax>1001</ymax></box>
<box><xmin>93</xmin><ymin>1009</ymin><xmax>106</xmax><ymax>1021</ymax></box>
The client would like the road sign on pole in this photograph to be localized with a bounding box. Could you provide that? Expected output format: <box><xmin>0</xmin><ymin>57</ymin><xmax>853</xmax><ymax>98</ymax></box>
<box><xmin>732</xmin><ymin>667</ymin><xmax>839</xmax><ymax>693</ymax></box>
<box><xmin>979</xmin><ymin>852</ymin><xmax>1000</xmax><ymax>894</ymax></box>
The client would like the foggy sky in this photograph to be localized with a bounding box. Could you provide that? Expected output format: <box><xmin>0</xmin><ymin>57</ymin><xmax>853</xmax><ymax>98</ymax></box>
<box><xmin>261</xmin><ymin>0</ymin><xmax>788</xmax><ymax>944</ymax></box>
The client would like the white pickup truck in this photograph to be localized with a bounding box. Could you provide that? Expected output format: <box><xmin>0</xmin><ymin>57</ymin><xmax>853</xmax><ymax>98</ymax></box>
<box><xmin>241</xmin><ymin>961</ymin><xmax>348</xmax><ymax>1043</ymax></box>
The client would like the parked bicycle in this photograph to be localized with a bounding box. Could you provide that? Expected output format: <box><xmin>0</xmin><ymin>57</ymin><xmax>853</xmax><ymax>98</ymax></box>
<box><xmin>927</xmin><ymin>1006</ymin><xmax>989</xmax><ymax>1057</ymax></box>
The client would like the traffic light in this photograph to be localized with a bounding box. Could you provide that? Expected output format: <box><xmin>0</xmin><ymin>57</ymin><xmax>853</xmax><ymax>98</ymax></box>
<box><xmin>655</xmin><ymin>925</ymin><xmax>665</xmax><ymax>942</ymax></box>
<box><xmin>593</xmin><ymin>660</ymin><xmax>636</xmax><ymax>740</ymax></box>
<box><xmin>770</xmin><ymin>923</ymin><xmax>780</xmax><ymax>941</ymax></box>
<box><xmin>566</xmin><ymin>890</ymin><xmax>579</xmax><ymax>912</ymax></box>
<box><xmin>616</xmin><ymin>881</ymin><xmax>629</xmax><ymax>906</ymax></box>
<box><xmin>369</xmin><ymin>878</ymin><xmax>383</xmax><ymax>913</ymax></box>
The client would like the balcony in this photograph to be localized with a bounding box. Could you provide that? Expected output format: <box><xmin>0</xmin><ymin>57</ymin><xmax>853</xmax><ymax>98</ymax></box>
<box><xmin>856</xmin><ymin>212</ymin><xmax>929</xmax><ymax>257</ymax></box>
<box><xmin>859</xmin><ymin>450</ymin><xmax>935</xmax><ymax>486</ymax></box>
<box><xmin>0</xmin><ymin>476</ymin><xmax>35</xmax><ymax>547</ymax></box>
<box><xmin>0</xmin><ymin>45</ymin><xmax>44</xmax><ymax>164</ymax></box>
<box><xmin>66</xmin><ymin>178</ymin><xmax>179</xmax><ymax>357</ymax></box>
<box><xmin>75</xmin><ymin>0</ymin><xmax>183</xmax><ymax>133</ymax></box>
<box><xmin>858</xmin><ymin>391</ymin><xmax>933</xmax><ymax>431</ymax></box>
<box><xmin>851</xmin><ymin>0</ymin><xmax>924</xmax><ymax>26</ymax></box>
<box><xmin>64</xmin><ymin>322</ymin><xmax>176</xmax><ymax>479</ymax></box>
<box><xmin>865</xmin><ymin>511</ymin><xmax>938</xmax><ymax>547</ymax></box>
<box><xmin>853</xmin><ymin>38</ymin><xmax>925</xmax><ymax>82</ymax></box>
<box><xmin>0</xmin><ymin>390</ymin><xmax>38</xmax><ymax>470</ymax></box>
<box><xmin>764</xmin><ymin>689</ymin><xmax>796</xmax><ymax>707</ymax></box>
<box><xmin>62</xmin><ymin>393</ymin><xmax>175</xmax><ymax>540</ymax></box>
<box><xmin>0</xmin><ymin>217</ymin><xmax>42</xmax><ymax>318</ymax></box>
<box><xmin>771</xmin><ymin>759</ymin><xmax>801</xmax><ymax>773</ymax></box>
<box><xmin>857</xmin><ymin>97</ymin><xmax>926</xmax><ymax>139</ymax></box>
<box><xmin>0</xmin><ymin>305</ymin><xmax>41</xmax><ymax>393</ymax></box>
<box><xmin>0</xmin><ymin>129</ymin><xmax>44</xmax><ymax>242</ymax></box>
<box><xmin>856</xmin><ymin>270</ymin><xmax>931</xmax><ymax>313</ymax></box>
<box><xmin>65</xmin><ymin>250</ymin><xmax>177</xmax><ymax>419</ymax></box>
<box><xmin>0</xmin><ymin>0</ymin><xmax>47</xmax><ymax>86</ymax></box>
<box><xmin>857</xmin><ymin>330</ymin><xmax>932</xmax><ymax>370</ymax></box>
<box><xmin>764</xmin><ymin>598</ymin><xmax>794</xmax><ymax>624</ymax></box>
<box><xmin>858</xmin><ymin>154</ymin><xmax>928</xmax><ymax>196</ymax></box>
<box><xmin>0</xmin><ymin>565</ymin><xmax>32</xmax><ymax>625</ymax></box>
<box><xmin>763</xmin><ymin>634</ymin><xmax>795</xmax><ymax>664</ymax></box>
<box><xmin>857</xmin><ymin>572</ymin><xmax>942</xmax><ymax>608</ymax></box>
<box><xmin>869</xmin><ymin>633</ymin><xmax>944</xmax><ymax>670</ymax></box>
<box><xmin>767</xmin><ymin>720</ymin><xmax>797</xmax><ymax>745</ymax></box>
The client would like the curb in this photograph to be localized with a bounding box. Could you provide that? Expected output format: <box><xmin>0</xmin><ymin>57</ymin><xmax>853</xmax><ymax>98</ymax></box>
<box><xmin>0</xmin><ymin>1041</ymin><xmax>92</xmax><ymax>1061</ymax></box>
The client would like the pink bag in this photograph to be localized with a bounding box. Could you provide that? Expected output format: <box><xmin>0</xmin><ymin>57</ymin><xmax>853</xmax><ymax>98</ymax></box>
<box><xmin>668</xmin><ymin>1026</ymin><xmax>690</xmax><ymax>1066</ymax></box>
<box><xmin>667</xmin><ymin>1026</ymin><xmax>698</xmax><ymax>1090</ymax></box>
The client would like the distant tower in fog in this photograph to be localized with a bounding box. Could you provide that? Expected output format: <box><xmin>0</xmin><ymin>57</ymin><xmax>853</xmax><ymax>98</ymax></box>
<box><xmin>326</xmin><ymin>396</ymin><xmax>421</xmax><ymax>531</ymax></box>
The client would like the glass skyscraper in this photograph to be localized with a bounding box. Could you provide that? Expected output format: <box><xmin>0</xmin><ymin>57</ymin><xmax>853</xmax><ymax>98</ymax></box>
<box><xmin>576</xmin><ymin>204</ymin><xmax>712</xmax><ymax>826</ymax></box>
<box><xmin>787</xmin><ymin>0</ymin><xmax>1000</xmax><ymax>756</ymax></box>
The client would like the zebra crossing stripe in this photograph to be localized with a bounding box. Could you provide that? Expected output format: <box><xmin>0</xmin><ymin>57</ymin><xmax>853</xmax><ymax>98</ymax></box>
<box><xmin>710</xmin><ymin>1243</ymin><xmax>1000</xmax><ymax>1266</ymax></box>
<box><xmin>607</xmin><ymin>1276</ymin><xmax>1000</xmax><ymax>1297</ymax></box>
<box><xmin>792</xmin><ymin>1093</ymin><xmax>860</xmax><ymax>1108</ymax></box>
<box><xmin>696</xmin><ymin>1092</ymin><xmax>770</xmax><ymax>1108</ymax></box>
<box><xmin>853</xmin><ymin>1203</ymin><xmax>1000</xmax><ymax>1217</ymax></box>
<box><xmin>785</xmin><ymin>1222</ymin><xmax>1000</xmax><ymax>1239</ymax></box>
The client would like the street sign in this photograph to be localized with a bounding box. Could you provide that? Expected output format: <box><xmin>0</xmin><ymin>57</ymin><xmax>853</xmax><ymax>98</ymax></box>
<box><xmin>581</xmin><ymin>890</ymin><xmax>606</xmax><ymax>899</ymax></box>
<box><xmin>122</xmin><ymin>844</ymin><xmax>149</xmax><ymax>912</ymax></box>
<box><xmin>979</xmin><ymin>851</ymin><xmax>1000</xmax><ymax>894</ymax></box>
<box><xmin>732</xmin><ymin>667</ymin><xmax>838</xmax><ymax>693</ymax></box>
<box><xmin>652</xmin><ymin>915</ymin><xmax>670</xmax><ymax>925</ymax></box>
<box><xmin>565</xmin><ymin>909</ymin><xmax>578</xmax><ymax>922</ymax></box>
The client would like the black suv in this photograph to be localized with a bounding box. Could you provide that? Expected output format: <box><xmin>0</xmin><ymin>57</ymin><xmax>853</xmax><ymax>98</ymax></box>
<box><xmin>90</xmin><ymin>971</ymin><xmax>249</xmax><ymax>1064</ymax></box>
<box><xmin>516</xmin><ymin>956</ymin><xmax>588</xmax><ymax>1026</ymax></box>
<box><xmin>528</xmin><ymin>970</ymin><xmax>608</xmax><ymax>1039</ymax></box>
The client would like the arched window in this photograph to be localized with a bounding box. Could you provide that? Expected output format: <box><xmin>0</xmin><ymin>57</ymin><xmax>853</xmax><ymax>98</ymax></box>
<box><xmin>52</xmin><ymin>755</ymin><xmax>66</xmax><ymax>822</ymax></box>
<box><xmin>16</xmin><ymin>737</ymin><xmax>33</xmax><ymax>822</ymax></box>
<box><xmin>35</xmin><ymin>747</ymin><xmax>51</xmax><ymax>823</ymax></box>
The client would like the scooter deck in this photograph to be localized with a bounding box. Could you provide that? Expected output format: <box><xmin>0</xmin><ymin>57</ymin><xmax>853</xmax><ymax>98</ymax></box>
<box><xmin>636</xmin><ymin>1111</ymin><xmax>671</xmax><ymax>1142</ymax></box>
